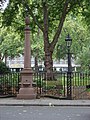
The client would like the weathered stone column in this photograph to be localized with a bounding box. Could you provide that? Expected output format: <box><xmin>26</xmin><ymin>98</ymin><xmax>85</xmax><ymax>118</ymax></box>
<box><xmin>17</xmin><ymin>16</ymin><xmax>36</xmax><ymax>99</ymax></box>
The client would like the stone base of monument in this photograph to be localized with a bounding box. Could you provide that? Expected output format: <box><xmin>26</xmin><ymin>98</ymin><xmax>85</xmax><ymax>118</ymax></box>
<box><xmin>17</xmin><ymin>88</ymin><xmax>36</xmax><ymax>99</ymax></box>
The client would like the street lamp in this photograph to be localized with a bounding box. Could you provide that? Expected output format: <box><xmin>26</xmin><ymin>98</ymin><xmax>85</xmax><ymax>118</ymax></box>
<box><xmin>65</xmin><ymin>34</ymin><xmax>72</xmax><ymax>47</ymax></box>
<box><xmin>65</xmin><ymin>34</ymin><xmax>72</xmax><ymax>99</ymax></box>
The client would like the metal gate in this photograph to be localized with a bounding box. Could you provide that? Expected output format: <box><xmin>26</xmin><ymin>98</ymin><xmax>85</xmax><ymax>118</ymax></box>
<box><xmin>34</xmin><ymin>72</ymin><xmax>90</xmax><ymax>99</ymax></box>
<box><xmin>34</xmin><ymin>72</ymin><xmax>68</xmax><ymax>99</ymax></box>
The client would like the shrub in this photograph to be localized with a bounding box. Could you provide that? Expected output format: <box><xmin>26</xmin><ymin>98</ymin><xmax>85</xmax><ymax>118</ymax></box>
<box><xmin>0</xmin><ymin>61</ymin><xmax>10</xmax><ymax>74</ymax></box>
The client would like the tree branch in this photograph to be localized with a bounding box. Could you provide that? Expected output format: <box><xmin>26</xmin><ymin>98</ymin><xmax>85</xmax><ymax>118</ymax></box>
<box><xmin>66</xmin><ymin>0</ymin><xmax>80</xmax><ymax>14</ymax></box>
<box><xmin>22</xmin><ymin>1</ymin><xmax>44</xmax><ymax>32</ymax></box>
<box><xmin>42</xmin><ymin>0</ymin><xmax>50</xmax><ymax>48</ymax></box>
<box><xmin>50</xmin><ymin>0</ymin><xmax>71</xmax><ymax>51</ymax></box>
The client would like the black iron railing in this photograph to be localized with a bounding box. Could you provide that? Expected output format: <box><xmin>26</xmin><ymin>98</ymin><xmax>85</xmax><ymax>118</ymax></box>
<box><xmin>0</xmin><ymin>71</ymin><xmax>90</xmax><ymax>99</ymax></box>
<box><xmin>0</xmin><ymin>73</ymin><xmax>20</xmax><ymax>96</ymax></box>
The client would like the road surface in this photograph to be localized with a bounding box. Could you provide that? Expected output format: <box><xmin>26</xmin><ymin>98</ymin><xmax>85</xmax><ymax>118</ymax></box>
<box><xmin>0</xmin><ymin>106</ymin><xmax>90</xmax><ymax>120</ymax></box>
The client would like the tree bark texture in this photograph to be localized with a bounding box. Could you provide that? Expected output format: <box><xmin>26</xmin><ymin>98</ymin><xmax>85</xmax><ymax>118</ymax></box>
<box><xmin>42</xmin><ymin>1</ymin><xmax>54</xmax><ymax>80</ymax></box>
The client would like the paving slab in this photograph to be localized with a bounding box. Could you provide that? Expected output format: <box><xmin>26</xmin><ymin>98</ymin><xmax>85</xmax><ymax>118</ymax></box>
<box><xmin>0</xmin><ymin>97</ymin><xmax>90</xmax><ymax>106</ymax></box>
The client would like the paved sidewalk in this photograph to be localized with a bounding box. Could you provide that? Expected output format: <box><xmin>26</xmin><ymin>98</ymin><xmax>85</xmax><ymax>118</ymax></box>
<box><xmin>0</xmin><ymin>97</ymin><xmax>90</xmax><ymax>106</ymax></box>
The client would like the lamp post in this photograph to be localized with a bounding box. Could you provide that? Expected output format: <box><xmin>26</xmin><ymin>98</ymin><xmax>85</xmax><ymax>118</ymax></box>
<box><xmin>65</xmin><ymin>34</ymin><xmax>72</xmax><ymax>99</ymax></box>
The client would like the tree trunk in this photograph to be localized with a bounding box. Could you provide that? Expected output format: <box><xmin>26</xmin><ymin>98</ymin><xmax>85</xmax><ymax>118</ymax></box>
<box><xmin>44</xmin><ymin>50</ymin><xmax>55</xmax><ymax>80</ymax></box>
<box><xmin>42</xmin><ymin>1</ymin><xmax>55</xmax><ymax>80</ymax></box>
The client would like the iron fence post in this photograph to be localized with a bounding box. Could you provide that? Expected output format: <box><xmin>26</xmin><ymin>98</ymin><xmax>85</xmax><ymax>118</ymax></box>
<box><xmin>67</xmin><ymin>48</ymin><xmax>72</xmax><ymax>99</ymax></box>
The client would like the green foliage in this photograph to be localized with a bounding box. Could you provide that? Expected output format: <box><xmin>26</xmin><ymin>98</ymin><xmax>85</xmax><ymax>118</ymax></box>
<box><xmin>31</xmin><ymin>31</ymin><xmax>44</xmax><ymax>60</ymax></box>
<box><xmin>36</xmin><ymin>79</ymin><xmax>46</xmax><ymax>88</ymax></box>
<box><xmin>1</xmin><ymin>0</ymin><xmax>84</xmax><ymax>37</ymax></box>
<box><xmin>0</xmin><ymin>26</ymin><xmax>24</xmax><ymax>59</ymax></box>
<box><xmin>76</xmin><ymin>47</ymin><xmax>90</xmax><ymax>72</ymax></box>
<box><xmin>54</xmin><ymin>13</ymin><xmax>90</xmax><ymax>63</ymax></box>
<box><xmin>86</xmin><ymin>88</ymin><xmax>90</xmax><ymax>92</ymax></box>
<box><xmin>81</xmin><ymin>0</ymin><xmax>90</xmax><ymax>29</ymax></box>
<box><xmin>0</xmin><ymin>61</ymin><xmax>10</xmax><ymax>74</ymax></box>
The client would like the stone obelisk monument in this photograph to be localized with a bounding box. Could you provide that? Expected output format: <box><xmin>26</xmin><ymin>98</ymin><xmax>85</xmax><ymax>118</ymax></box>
<box><xmin>17</xmin><ymin>16</ymin><xmax>36</xmax><ymax>99</ymax></box>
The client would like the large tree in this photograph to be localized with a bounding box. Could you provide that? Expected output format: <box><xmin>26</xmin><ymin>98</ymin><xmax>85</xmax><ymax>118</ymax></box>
<box><xmin>54</xmin><ymin>14</ymin><xmax>90</xmax><ymax>73</ymax></box>
<box><xmin>1</xmin><ymin>0</ymin><xmax>85</xmax><ymax>79</ymax></box>
<box><xmin>0</xmin><ymin>26</ymin><xmax>24</xmax><ymax>64</ymax></box>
